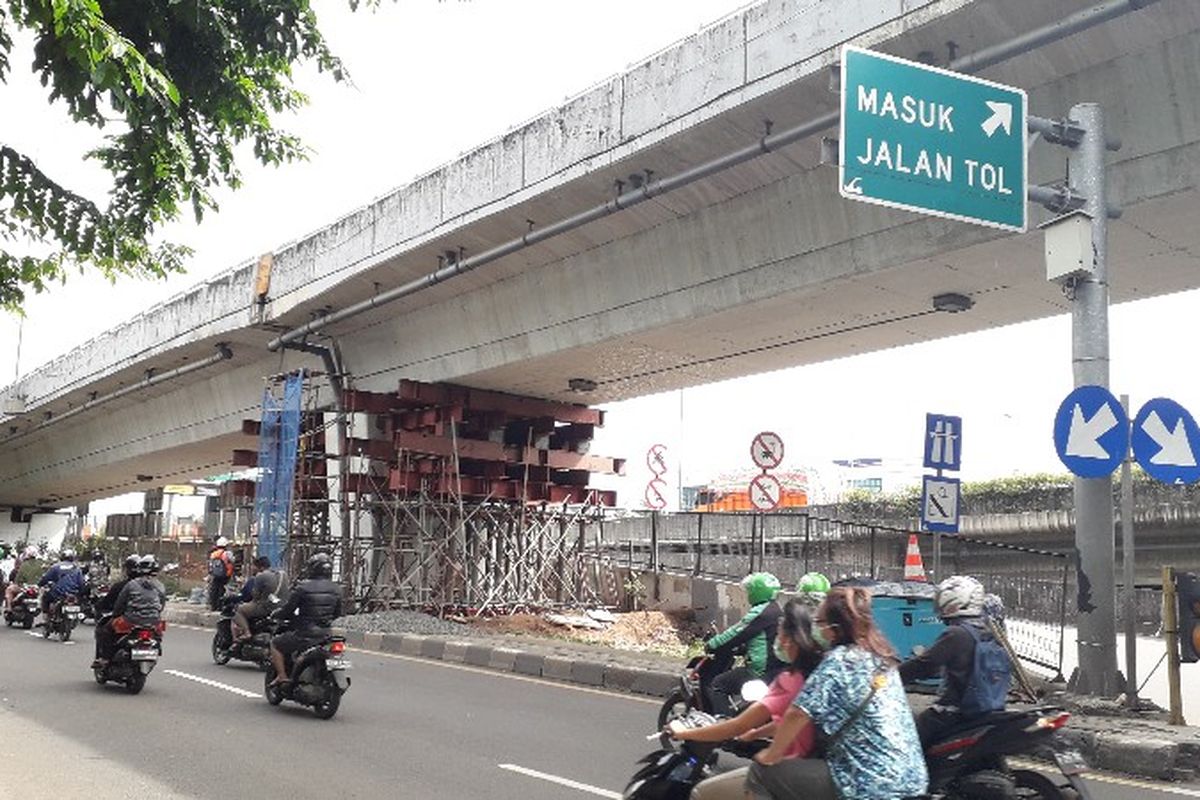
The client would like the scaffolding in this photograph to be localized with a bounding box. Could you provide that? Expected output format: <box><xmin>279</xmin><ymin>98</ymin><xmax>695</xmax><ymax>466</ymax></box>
<box><xmin>233</xmin><ymin>373</ymin><xmax>625</xmax><ymax>613</ymax></box>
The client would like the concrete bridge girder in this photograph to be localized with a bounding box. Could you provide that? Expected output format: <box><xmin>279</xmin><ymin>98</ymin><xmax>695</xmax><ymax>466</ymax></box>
<box><xmin>2</xmin><ymin>1</ymin><xmax>1200</xmax><ymax>507</ymax></box>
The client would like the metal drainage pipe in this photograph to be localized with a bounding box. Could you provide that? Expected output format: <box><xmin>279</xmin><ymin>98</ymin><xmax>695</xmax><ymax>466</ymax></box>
<box><xmin>266</xmin><ymin>0</ymin><xmax>1158</xmax><ymax>353</ymax></box>
<box><xmin>3</xmin><ymin>343</ymin><xmax>233</xmax><ymax>441</ymax></box>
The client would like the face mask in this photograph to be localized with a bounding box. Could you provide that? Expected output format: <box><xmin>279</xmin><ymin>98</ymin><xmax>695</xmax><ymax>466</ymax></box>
<box><xmin>812</xmin><ymin>625</ymin><xmax>832</xmax><ymax>651</ymax></box>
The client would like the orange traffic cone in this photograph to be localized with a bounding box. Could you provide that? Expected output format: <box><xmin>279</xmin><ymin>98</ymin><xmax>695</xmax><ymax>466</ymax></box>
<box><xmin>903</xmin><ymin>534</ymin><xmax>927</xmax><ymax>582</ymax></box>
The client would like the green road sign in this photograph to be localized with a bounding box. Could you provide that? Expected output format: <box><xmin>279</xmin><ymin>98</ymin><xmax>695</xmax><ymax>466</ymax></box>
<box><xmin>839</xmin><ymin>46</ymin><xmax>1027</xmax><ymax>232</ymax></box>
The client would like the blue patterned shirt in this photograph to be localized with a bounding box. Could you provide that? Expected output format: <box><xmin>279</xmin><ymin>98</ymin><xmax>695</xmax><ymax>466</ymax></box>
<box><xmin>793</xmin><ymin>645</ymin><xmax>928</xmax><ymax>799</ymax></box>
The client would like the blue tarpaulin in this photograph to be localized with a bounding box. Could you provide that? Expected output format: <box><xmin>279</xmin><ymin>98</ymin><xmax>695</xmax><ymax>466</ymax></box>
<box><xmin>253</xmin><ymin>373</ymin><xmax>304</xmax><ymax>567</ymax></box>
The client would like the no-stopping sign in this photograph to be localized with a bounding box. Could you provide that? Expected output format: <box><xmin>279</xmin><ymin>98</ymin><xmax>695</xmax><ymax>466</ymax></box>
<box><xmin>749</xmin><ymin>473</ymin><xmax>783</xmax><ymax>511</ymax></box>
<box><xmin>751</xmin><ymin>431</ymin><xmax>785</xmax><ymax>470</ymax></box>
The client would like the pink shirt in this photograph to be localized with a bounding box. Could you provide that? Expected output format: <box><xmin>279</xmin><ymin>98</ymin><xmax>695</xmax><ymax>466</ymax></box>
<box><xmin>758</xmin><ymin>670</ymin><xmax>815</xmax><ymax>759</ymax></box>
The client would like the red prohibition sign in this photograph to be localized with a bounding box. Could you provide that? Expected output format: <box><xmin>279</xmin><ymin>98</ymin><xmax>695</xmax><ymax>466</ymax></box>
<box><xmin>644</xmin><ymin>478</ymin><xmax>668</xmax><ymax>510</ymax></box>
<box><xmin>646</xmin><ymin>443</ymin><xmax>669</xmax><ymax>477</ymax></box>
<box><xmin>750</xmin><ymin>431</ymin><xmax>785</xmax><ymax>470</ymax></box>
<box><xmin>749</xmin><ymin>473</ymin><xmax>782</xmax><ymax>511</ymax></box>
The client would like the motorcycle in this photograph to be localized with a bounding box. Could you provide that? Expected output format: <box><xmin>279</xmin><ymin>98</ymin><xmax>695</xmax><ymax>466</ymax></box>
<box><xmin>4</xmin><ymin>585</ymin><xmax>40</xmax><ymax>629</ymax></box>
<box><xmin>93</xmin><ymin>617</ymin><xmax>164</xmax><ymax>694</ymax></box>
<box><xmin>657</xmin><ymin>651</ymin><xmax>756</xmax><ymax>729</ymax></box>
<box><xmin>922</xmin><ymin>706</ymin><xmax>1095</xmax><ymax>799</ymax></box>
<box><xmin>263</xmin><ymin>625</ymin><xmax>351</xmax><ymax>720</ymax></box>
<box><xmin>42</xmin><ymin>593</ymin><xmax>83</xmax><ymax>641</ymax></box>
<box><xmin>624</xmin><ymin>709</ymin><xmax>721</xmax><ymax>799</ymax></box>
<box><xmin>212</xmin><ymin>593</ymin><xmax>280</xmax><ymax>668</ymax></box>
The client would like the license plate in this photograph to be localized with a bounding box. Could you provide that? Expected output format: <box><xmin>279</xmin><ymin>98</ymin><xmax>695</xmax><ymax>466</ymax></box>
<box><xmin>63</xmin><ymin>605</ymin><xmax>80</xmax><ymax>613</ymax></box>
<box><xmin>326</xmin><ymin>658</ymin><xmax>352</xmax><ymax>670</ymax></box>
<box><xmin>131</xmin><ymin>648</ymin><xmax>158</xmax><ymax>660</ymax></box>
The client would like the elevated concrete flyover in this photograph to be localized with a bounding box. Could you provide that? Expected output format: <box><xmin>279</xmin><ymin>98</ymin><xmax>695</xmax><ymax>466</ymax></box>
<box><xmin>2</xmin><ymin>0</ymin><xmax>1200</xmax><ymax>510</ymax></box>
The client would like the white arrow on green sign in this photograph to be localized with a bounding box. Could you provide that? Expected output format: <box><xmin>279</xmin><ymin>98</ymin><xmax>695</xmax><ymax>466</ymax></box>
<box><xmin>839</xmin><ymin>46</ymin><xmax>1027</xmax><ymax>232</ymax></box>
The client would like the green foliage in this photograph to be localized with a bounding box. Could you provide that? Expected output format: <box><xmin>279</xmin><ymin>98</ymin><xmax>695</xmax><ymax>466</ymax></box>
<box><xmin>0</xmin><ymin>0</ymin><xmax>368</xmax><ymax>310</ymax></box>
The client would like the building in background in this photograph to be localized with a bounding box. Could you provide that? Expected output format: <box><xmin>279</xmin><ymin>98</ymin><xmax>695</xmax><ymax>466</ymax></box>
<box><xmin>830</xmin><ymin>457</ymin><xmax>921</xmax><ymax>497</ymax></box>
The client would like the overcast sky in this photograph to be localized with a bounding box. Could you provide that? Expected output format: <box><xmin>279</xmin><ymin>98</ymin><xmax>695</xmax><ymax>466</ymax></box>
<box><xmin>3</xmin><ymin>0</ymin><xmax>1199</xmax><ymax>514</ymax></box>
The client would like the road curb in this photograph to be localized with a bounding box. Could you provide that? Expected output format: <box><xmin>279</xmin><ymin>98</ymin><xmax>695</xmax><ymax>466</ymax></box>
<box><xmin>162</xmin><ymin>605</ymin><xmax>677</xmax><ymax>702</ymax></box>
<box><xmin>161</xmin><ymin>605</ymin><xmax>1198</xmax><ymax>783</ymax></box>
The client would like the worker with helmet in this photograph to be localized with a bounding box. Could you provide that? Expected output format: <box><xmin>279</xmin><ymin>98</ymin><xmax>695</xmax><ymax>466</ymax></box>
<box><xmin>268</xmin><ymin>552</ymin><xmax>343</xmax><ymax>687</ymax></box>
<box><xmin>207</xmin><ymin>536</ymin><xmax>235</xmax><ymax>610</ymax></box>
<box><xmin>700</xmin><ymin>571</ymin><xmax>786</xmax><ymax>716</ymax></box>
<box><xmin>899</xmin><ymin>575</ymin><xmax>1013</xmax><ymax>747</ymax></box>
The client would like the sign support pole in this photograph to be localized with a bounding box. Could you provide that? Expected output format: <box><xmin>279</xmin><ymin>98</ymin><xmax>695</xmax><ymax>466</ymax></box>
<box><xmin>1162</xmin><ymin>566</ymin><xmax>1186</xmax><ymax>725</ymax></box>
<box><xmin>1068</xmin><ymin>103</ymin><xmax>1120</xmax><ymax>696</ymax></box>
<box><xmin>1120</xmin><ymin>394</ymin><xmax>1138</xmax><ymax>708</ymax></box>
<box><xmin>932</xmin><ymin>467</ymin><xmax>943</xmax><ymax>583</ymax></box>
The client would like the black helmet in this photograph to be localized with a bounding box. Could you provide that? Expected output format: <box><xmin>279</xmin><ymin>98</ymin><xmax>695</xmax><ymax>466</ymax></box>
<box><xmin>305</xmin><ymin>552</ymin><xmax>333</xmax><ymax>579</ymax></box>
<box><xmin>61</xmin><ymin>548</ymin><xmax>77</xmax><ymax>562</ymax></box>
<box><xmin>136</xmin><ymin>554</ymin><xmax>159</xmax><ymax>576</ymax></box>
<box><xmin>123</xmin><ymin>554</ymin><xmax>140</xmax><ymax>577</ymax></box>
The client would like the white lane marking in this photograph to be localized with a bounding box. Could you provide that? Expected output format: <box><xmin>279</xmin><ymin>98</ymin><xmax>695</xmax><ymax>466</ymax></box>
<box><xmin>164</xmin><ymin>669</ymin><xmax>259</xmax><ymax>699</ymax></box>
<box><xmin>168</xmin><ymin>622</ymin><xmax>661</xmax><ymax>706</ymax></box>
<box><xmin>498</xmin><ymin>764</ymin><xmax>621</xmax><ymax>798</ymax></box>
<box><xmin>1010</xmin><ymin>758</ymin><xmax>1200</xmax><ymax>797</ymax></box>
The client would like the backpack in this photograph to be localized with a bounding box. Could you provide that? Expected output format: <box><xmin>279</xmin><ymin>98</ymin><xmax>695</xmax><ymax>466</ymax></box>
<box><xmin>209</xmin><ymin>550</ymin><xmax>232</xmax><ymax>580</ymax></box>
<box><xmin>959</xmin><ymin>622</ymin><xmax>1012</xmax><ymax>716</ymax></box>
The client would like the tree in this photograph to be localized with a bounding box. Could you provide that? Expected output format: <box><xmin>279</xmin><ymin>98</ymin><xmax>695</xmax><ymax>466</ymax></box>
<box><xmin>0</xmin><ymin>0</ymin><xmax>368</xmax><ymax>311</ymax></box>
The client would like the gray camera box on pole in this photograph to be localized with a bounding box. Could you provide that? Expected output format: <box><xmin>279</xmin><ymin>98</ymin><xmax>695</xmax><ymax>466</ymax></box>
<box><xmin>1042</xmin><ymin>210</ymin><xmax>1094</xmax><ymax>282</ymax></box>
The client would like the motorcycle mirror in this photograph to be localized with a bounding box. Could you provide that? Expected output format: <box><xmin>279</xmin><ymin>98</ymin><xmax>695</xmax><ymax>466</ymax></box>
<box><xmin>740</xmin><ymin>680</ymin><xmax>769</xmax><ymax>703</ymax></box>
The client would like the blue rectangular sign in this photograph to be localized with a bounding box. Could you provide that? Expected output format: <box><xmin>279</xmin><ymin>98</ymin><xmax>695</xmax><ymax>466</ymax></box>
<box><xmin>922</xmin><ymin>475</ymin><xmax>961</xmax><ymax>534</ymax></box>
<box><xmin>923</xmin><ymin>413</ymin><xmax>962</xmax><ymax>471</ymax></box>
<box><xmin>840</xmin><ymin>46</ymin><xmax>1027</xmax><ymax>232</ymax></box>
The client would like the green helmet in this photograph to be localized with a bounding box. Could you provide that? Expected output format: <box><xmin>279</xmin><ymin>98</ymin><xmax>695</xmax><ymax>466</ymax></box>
<box><xmin>798</xmin><ymin>572</ymin><xmax>831</xmax><ymax>594</ymax></box>
<box><xmin>741</xmin><ymin>572</ymin><xmax>782</xmax><ymax>605</ymax></box>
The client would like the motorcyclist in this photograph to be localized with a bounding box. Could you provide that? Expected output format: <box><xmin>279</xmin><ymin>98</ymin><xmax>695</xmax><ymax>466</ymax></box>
<box><xmin>37</xmin><ymin>548</ymin><xmax>84</xmax><ymax>619</ymax></box>
<box><xmin>899</xmin><ymin>575</ymin><xmax>1012</xmax><ymax>747</ymax></box>
<box><xmin>268</xmin><ymin>553</ymin><xmax>342</xmax><ymax>687</ymax></box>
<box><xmin>701</xmin><ymin>572</ymin><xmax>785</xmax><ymax>716</ymax></box>
<box><xmin>796</xmin><ymin>571</ymin><xmax>831</xmax><ymax>607</ymax></box>
<box><xmin>232</xmin><ymin>555</ymin><xmax>281</xmax><ymax>641</ymax></box>
<box><xmin>667</xmin><ymin>600</ymin><xmax>826</xmax><ymax>800</ymax></box>
<box><xmin>101</xmin><ymin>555</ymin><xmax>168</xmax><ymax>659</ymax></box>
<box><xmin>750</xmin><ymin>587</ymin><xmax>928</xmax><ymax>800</ymax></box>
<box><xmin>83</xmin><ymin>550</ymin><xmax>110</xmax><ymax>584</ymax></box>
<box><xmin>4</xmin><ymin>545</ymin><xmax>38</xmax><ymax>611</ymax></box>
<box><xmin>93</xmin><ymin>554</ymin><xmax>140</xmax><ymax>665</ymax></box>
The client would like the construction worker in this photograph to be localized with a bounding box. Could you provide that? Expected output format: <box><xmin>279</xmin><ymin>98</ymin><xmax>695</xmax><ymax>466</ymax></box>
<box><xmin>207</xmin><ymin>537</ymin><xmax>234</xmax><ymax>610</ymax></box>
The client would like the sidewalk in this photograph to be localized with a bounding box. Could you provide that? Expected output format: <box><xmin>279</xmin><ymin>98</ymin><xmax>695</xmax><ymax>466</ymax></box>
<box><xmin>164</xmin><ymin>602</ymin><xmax>1200</xmax><ymax>783</ymax></box>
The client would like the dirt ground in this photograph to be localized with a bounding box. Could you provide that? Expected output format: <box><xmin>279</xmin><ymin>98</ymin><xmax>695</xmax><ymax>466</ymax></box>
<box><xmin>466</xmin><ymin>610</ymin><xmax>705</xmax><ymax>657</ymax></box>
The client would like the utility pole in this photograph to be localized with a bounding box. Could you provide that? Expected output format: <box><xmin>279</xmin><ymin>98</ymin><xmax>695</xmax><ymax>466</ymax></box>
<box><xmin>1068</xmin><ymin>104</ymin><xmax>1121</xmax><ymax>696</ymax></box>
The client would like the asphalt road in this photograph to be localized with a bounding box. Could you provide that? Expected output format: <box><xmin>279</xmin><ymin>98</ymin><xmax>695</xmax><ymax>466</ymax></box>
<box><xmin>0</xmin><ymin>621</ymin><xmax>1195</xmax><ymax>799</ymax></box>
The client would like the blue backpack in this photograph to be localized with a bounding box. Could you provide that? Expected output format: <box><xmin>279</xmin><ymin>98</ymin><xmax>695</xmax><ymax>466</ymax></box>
<box><xmin>959</xmin><ymin>622</ymin><xmax>1012</xmax><ymax>716</ymax></box>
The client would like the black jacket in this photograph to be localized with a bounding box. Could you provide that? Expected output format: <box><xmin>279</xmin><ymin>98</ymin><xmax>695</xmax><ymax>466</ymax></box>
<box><xmin>278</xmin><ymin>578</ymin><xmax>342</xmax><ymax>633</ymax></box>
<box><xmin>899</xmin><ymin>619</ymin><xmax>977</xmax><ymax>707</ymax></box>
<box><xmin>97</xmin><ymin>578</ymin><xmax>130</xmax><ymax>616</ymax></box>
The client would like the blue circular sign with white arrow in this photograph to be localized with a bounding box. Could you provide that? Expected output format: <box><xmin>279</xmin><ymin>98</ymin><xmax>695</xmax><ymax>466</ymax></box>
<box><xmin>1053</xmin><ymin>385</ymin><xmax>1129</xmax><ymax>478</ymax></box>
<box><xmin>1131</xmin><ymin>398</ymin><xmax>1200</xmax><ymax>485</ymax></box>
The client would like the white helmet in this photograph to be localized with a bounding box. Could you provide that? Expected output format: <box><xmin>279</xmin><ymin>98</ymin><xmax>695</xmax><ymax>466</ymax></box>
<box><xmin>214</xmin><ymin>536</ymin><xmax>229</xmax><ymax>547</ymax></box>
<box><xmin>935</xmin><ymin>575</ymin><xmax>985</xmax><ymax>619</ymax></box>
